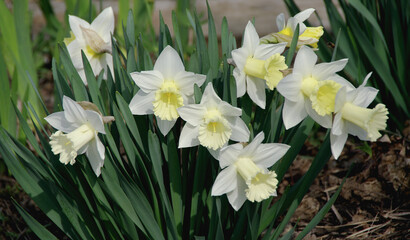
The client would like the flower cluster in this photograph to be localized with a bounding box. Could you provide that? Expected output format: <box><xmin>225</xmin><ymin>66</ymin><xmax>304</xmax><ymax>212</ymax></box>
<box><xmin>45</xmin><ymin>8</ymin><xmax>388</xmax><ymax>211</ymax></box>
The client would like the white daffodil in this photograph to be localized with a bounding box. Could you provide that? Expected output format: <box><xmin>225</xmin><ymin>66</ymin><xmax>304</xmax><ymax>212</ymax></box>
<box><xmin>66</xmin><ymin>7</ymin><xmax>114</xmax><ymax>84</ymax></box>
<box><xmin>44</xmin><ymin>96</ymin><xmax>106</xmax><ymax>176</ymax></box>
<box><xmin>129</xmin><ymin>46</ymin><xmax>206</xmax><ymax>136</ymax></box>
<box><xmin>232</xmin><ymin>21</ymin><xmax>287</xmax><ymax>109</ymax></box>
<box><xmin>331</xmin><ymin>73</ymin><xmax>388</xmax><ymax>159</ymax></box>
<box><xmin>211</xmin><ymin>132</ymin><xmax>290</xmax><ymax>211</ymax></box>
<box><xmin>276</xmin><ymin>46</ymin><xmax>353</xmax><ymax>129</ymax></box>
<box><xmin>261</xmin><ymin>8</ymin><xmax>324</xmax><ymax>49</ymax></box>
<box><xmin>178</xmin><ymin>83</ymin><xmax>250</xmax><ymax>157</ymax></box>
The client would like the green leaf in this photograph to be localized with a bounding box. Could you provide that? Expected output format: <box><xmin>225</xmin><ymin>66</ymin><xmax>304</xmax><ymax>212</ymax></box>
<box><xmin>285</xmin><ymin>24</ymin><xmax>299</xmax><ymax>66</ymax></box>
<box><xmin>13</xmin><ymin>199</ymin><xmax>59</xmax><ymax>240</ymax></box>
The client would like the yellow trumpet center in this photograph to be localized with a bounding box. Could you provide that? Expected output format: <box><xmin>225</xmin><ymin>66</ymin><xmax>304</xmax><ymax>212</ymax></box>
<box><xmin>49</xmin><ymin>124</ymin><xmax>95</xmax><ymax>165</ymax></box>
<box><xmin>153</xmin><ymin>81</ymin><xmax>183</xmax><ymax>121</ymax></box>
<box><xmin>198</xmin><ymin>109</ymin><xmax>231</xmax><ymax>150</ymax></box>
<box><xmin>235</xmin><ymin>157</ymin><xmax>278</xmax><ymax>202</ymax></box>
<box><xmin>310</xmin><ymin>80</ymin><xmax>341</xmax><ymax>116</ymax></box>
<box><xmin>341</xmin><ymin>103</ymin><xmax>388</xmax><ymax>141</ymax></box>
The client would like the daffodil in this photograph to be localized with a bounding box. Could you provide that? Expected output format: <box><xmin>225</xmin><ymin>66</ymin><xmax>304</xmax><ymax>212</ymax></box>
<box><xmin>232</xmin><ymin>21</ymin><xmax>287</xmax><ymax>109</ymax></box>
<box><xmin>129</xmin><ymin>46</ymin><xmax>206</xmax><ymax>136</ymax></box>
<box><xmin>331</xmin><ymin>73</ymin><xmax>388</xmax><ymax>159</ymax></box>
<box><xmin>276</xmin><ymin>46</ymin><xmax>353</xmax><ymax>129</ymax></box>
<box><xmin>211</xmin><ymin>132</ymin><xmax>289</xmax><ymax>211</ymax></box>
<box><xmin>178</xmin><ymin>83</ymin><xmax>250</xmax><ymax>157</ymax></box>
<box><xmin>261</xmin><ymin>8</ymin><xmax>324</xmax><ymax>49</ymax></box>
<box><xmin>66</xmin><ymin>7</ymin><xmax>114</xmax><ymax>84</ymax></box>
<box><xmin>44</xmin><ymin>96</ymin><xmax>106</xmax><ymax>176</ymax></box>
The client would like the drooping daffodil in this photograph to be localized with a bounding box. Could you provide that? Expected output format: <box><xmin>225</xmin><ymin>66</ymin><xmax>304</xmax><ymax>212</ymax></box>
<box><xmin>232</xmin><ymin>21</ymin><xmax>287</xmax><ymax>109</ymax></box>
<box><xmin>261</xmin><ymin>8</ymin><xmax>324</xmax><ymax>49</ymax></box>
<box><xmin>66</xmin><ymin>7</ymin><xmax>114</xmax><ymax>84</ymax></box>
<box><xmin>44</xmin><ymin>96</ymin><xmax>106</xmax><ymax>177</ymax></box>
<box><xmin>211</xmin><ymin>132</ymin><xmax>290</xmax><ymax>211</ymax></box>
<box><xmin>331</xmin><ymin>73</ymin><xmax>388</xmax><ymax>159</ymax></box>
<box><xmin>276</xmin><ymin>46</ymin><xmax>353</xmax><ymax>129</ymax></box>
<box><xmin>129</xmin><ymin>45</ymin><xmax>206</xmax><ymax>136</ymax></box>
<box><xmin>178</xmin><ymin>83</ymin><xmax>250</xmax><ymax>157</ymax></box>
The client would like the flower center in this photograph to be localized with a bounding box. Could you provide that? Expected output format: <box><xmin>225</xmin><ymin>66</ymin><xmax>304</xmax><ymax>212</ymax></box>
<box><xmin>265</xmin><ymin>53</ymin><xmax>287</xmax><ymax>90</ymax></box>
<box><xmin>243</xmin><ymin>54</ymin><xmax>287</xmax><ymax>90</ymax></box>
<box><xmin>310</xmin><ymin>80</ymin><xmax>341</xmax><ymax>116</ymax></box>
<box><xmin>49</xmin><ymin>124</ymin><xmax>95</xmax><ymax>165</ymax></box>
<box><xmin>277</xmin><ymin>26</ymin><xmax>293</xmax><ymax>37</ymax></box>
<box><xmin>153</xmin><ymin>81</ymin><xmax>183</xmax><ymax>121</ymax></box>
<box><xmin>198</xmin><ymin>109</ymin><xmax>231</xmax><ymax>150</ymax></box>
<box><xmin>80</xmin><ymin>26</ymin><xmax>111</xmax><ymax>56</ymax></box>
<box><xmin>301</xmin><ymin>76</ymin><xmax>318</xmax><ymax>97</ymax></box>
<box><xmin>341</xmin><ymin>102</ymin><xmax>388</xmax><ymax>141</ymax></box>
<box><xmin>234</xmin><ymin>157</ymin><xmax>278</xmax><ymax>202</ymax></box>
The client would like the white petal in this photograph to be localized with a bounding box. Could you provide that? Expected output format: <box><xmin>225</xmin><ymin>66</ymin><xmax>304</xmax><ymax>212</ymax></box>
<box><xmin>294</xmin><ymin>8</ymin><xmax>315</xmax><ymax>23</ymax></box>
<box><xmin>156</xmin><ymin>117</ymin><xmax>176</xmax><ymax>136</ymax></box>
<box><xmin>177</xmin><ymin>105</ymin><xmax>206</xmax><ymax>126</ymax></box>
<box><xmin>276</xmin><ymin>13</ymin><xmax>286</xmax><ymax>31</ymax></box>
<box><xmin>44</xmin><ymin>112</ymin><xmax>77</xmax><ymax>133</ymax></box>
<box><xmin>233</xmin><ymin>68</ymin><xmax>246</xmax><ymax>97</ymax></box>
<box><xmin>211</xmin><ymin>165</ymin><xmax>238</xmax><ymax>196</ymax></box>
<box><xmin>360</xmin><ymin>72</ymin><xmax>372</xmax><ymax>87</ymax></box>
<box><xmin>219</xmin><ymin>102</ymin><xmax>242</xmax><ymax>117</ymax></box>
<box><xmin>242</xmin><ymin>132</ymin><xmax>265</xmax><ymax>156</ymax></box>
<box><xmin>129</xmin><ymin>91</ymin><xmax>155</xmax><ymax>115</ymax></box>
<box><xmin>331</xmin><ymin>112</ymin><xmax>344</xmax><ymax>136</ymax></box>
<box><xmin>178</xmin><ymin>123</ymin><xmax>200</xmax><ymax>148</ymax></box>
<box><xmin>328</xmin><ymin>75</ymin><xmax>355</xmax><ymax>91</ymax></box>
<box><xmin>78</xmin><ymin>69</ymin><xmax>87</xmax><ymax>85</ymax></box>
<box><xmin>68</xmin><ymin>15</ymin><xmax>90</xmax><ymax>42</ymax></box>
<box><xmin>154</xmin><ymin>46</ymin><xmax>185</xmax><ymax>79</ymax></box>
<box><xmin>175</xmin><ymin>71</ymin><xmax>206</xmax><ymax>96</ymax></box>
<box><xmin>312</xmin><ymin>59</ymin><xmax>348</xmax><ymax>80</ymax></box>
<box><xmin>91</xmin><ymin>7</ymin><xmax>114</xmax><ymax>42</ymax></box>
<box><xmin>200</xmin><ymin>83</ymin><xmax>221</xmax><ymax>105</ymax></box>
<box><xmin>276</xmin><ymin>73</ymin><xmax>302</xmax><ymax>102</ymax></box>
<box><xmin>208</xmin><ymin>147</ymin><xmax>223</xmax><ymax>159</ymax></box>
<box><xmin>334</xmin><ymin>87</ymin><xmax>347</xmax><ymax>113</ymax></box>
<box><xmin>330</xmin><ymin>132</ymin><xmax>347</xmax><ymax>160</ymax></box>
<box><xmin>345</xmin><ymin>121</ymin><xmax>369</xmax><ymax>141</ymax></box>
<box><xmin>293</xmin><ymin>46</ymin><xmax>317</xmax><ymax>77</ymax></box>
<box><xmin>63</xmin><ymin>95</ymin><xmax>87</xmax><ymax>124</ymax></box>
<box><xmin>253</xmin><ymin>42</ymin><xmax>287</xmax><ymax>60</ymax></box>
<box><xmin>102</xmin><ymin>53</ymin><xmax>113</xmax><ymax>80</ymax></box>
<box><xmin>227</xmin><ymin>117</ymin><xmax>250</xmax><ymax>142</ymax></box>
<box><xmin>247</xmin><ymin>76</ymin><xmax>266</xmax><ymax>109</ymax></box>
<box><xmin>232</xmin><ymin>47</ymin><xmax>250</xmax><ymax>70</ymax></box>
<box><xmin>219</xmin><ymin>143</ymin><xmax>243</xmax><ymax>168</ymax></box>
<box><xmin>85</xmin><ymin>110</ymin><xmax>105</xmax><ymax>134</ymax></box>
<box><xmin>305</xmin><ymin>100</ymin><xmax>332</xmax><ymax>128</ymax></box>
<box><xmin>86</xmin><ymin>136</ymin><xmax>105</xmax><ymax>177</ymax></box>
<box><xmin>253</xmin><ymin>143</ymin><xmax>290</xmax><ymax>168</ymax></box>
<box><xmin>227</xmin><ymin>175</ymin><xmax>247</xmax><ymax>211</ymax></box>
<box><xmin>66</xmin><ymin>40</ymin><xmax>85</xmax><ymax>69</ymax></box>
<box><xmin>130</xmin><ymin>71</ymin><xmax>163</xmax><ymax>93</ymax></box>
<box><xmin>242</xmin><ymin>21</ymin><xmax>260</xmax><ymax>54</ymax></box>
<box><xmin>353</xmin><ymin>86</ymin><xmax>378</xmax><ymax>108</ymax></box>
<box><xmin>282</xmin><ymin>96</ymin><xmax>307</xmax><ymax>129</ymax></box>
